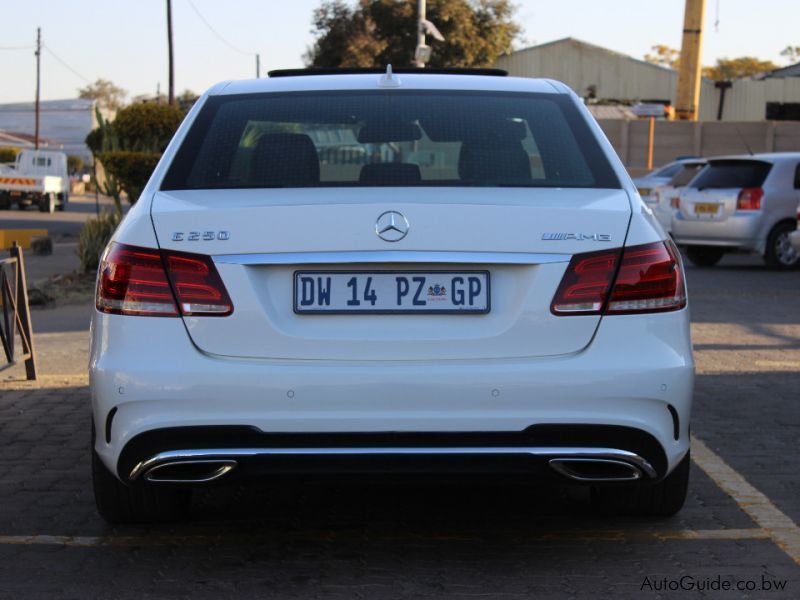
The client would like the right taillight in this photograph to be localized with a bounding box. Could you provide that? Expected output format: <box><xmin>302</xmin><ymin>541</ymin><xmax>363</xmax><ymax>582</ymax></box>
<box><xmin>737</xmin><ymin>187</ymin><xmax>763</xmax><ymax>210</ymax></box>
<box><xmin>551</xmin><ymin>240</ymin><xmax>686</xmax><ymax>316</ymax></box>
<box><xmin>97</xmin><ymin>243</ymin><xmax>233</xmax><ymax>317</ymax></box>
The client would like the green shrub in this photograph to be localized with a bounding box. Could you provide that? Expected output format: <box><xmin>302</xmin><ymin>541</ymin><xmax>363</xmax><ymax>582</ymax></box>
<box><xmin>98</xmin><ymin>151</ymin><xmax>160</xmax><ymax>203</ymax></box>
<box><xmin>0</xmin><ymin>146</ymin><xmax>20</xmax><ymax>163</ymax></box>
<box><xmin>77</xmin><ymin>210</ymin><xmax>122</xmax><ymax>272</ymax></box>
<box><xmin>67</xmin><ymin>155</ymin><xmax>85</xmax><ymax>174</ymax></box>
<box><xmin>112</xmin><ymin>103</ymin><xmax>184</xmax><ymax>152</ymax></box>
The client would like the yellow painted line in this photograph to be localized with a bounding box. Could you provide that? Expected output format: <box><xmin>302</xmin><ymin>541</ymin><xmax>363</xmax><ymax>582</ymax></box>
<box><xmin>692</xmin><ymin>436</ymin><xmax>800</xmax><ymax>566</ymax></box>
<box><xmin>0</xmin><ymin>528</ymin><xmax>772</xmax><ymax>548</ymax></box>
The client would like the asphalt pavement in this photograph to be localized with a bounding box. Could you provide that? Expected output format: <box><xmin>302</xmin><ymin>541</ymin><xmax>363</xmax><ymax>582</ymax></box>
<box><xmin>0</xmin><ymin>249</ymin><xmax>798</xmax><ymax>598</ymax></box>
<box><xmin>0</xmin><ymin>193</ymin><xmax>118</xmax><ymax>239</ymax></box>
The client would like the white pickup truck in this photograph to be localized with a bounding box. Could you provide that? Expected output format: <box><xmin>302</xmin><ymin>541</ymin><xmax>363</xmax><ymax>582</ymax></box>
<box><xmin>0</xmin><ymin>149</ymin><xmax>69</xmax><ymax>213</ymax></box>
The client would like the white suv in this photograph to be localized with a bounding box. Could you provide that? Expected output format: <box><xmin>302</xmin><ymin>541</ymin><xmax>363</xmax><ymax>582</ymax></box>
<box><xmin>90</xmin><ymin>68</ymin><xmax>694</xmax><ymax>523</ymax></box>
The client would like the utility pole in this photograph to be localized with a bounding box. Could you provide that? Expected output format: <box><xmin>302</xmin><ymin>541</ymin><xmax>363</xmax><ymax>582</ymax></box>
<box><xmin>675</xmin><ymin>0</ymin><xmax>706</xmax><ymax>120</ymax></box>
<box><xmin>415</xmin><ymin>0</ymin><xmax>426</xmax><ymax>68</ymax></box>
<box><xmin>34</xmin><ymin>27</ymin><xmax>41</xmax><ymax>150</ymax></box>
<box><xmin>256</xmin><ymin>53</ymin><xmax>260</xmax><ymax>78</ymax></box>
<box><xmin>166</xmin><ymin>0</ymin><xmax>175</xmax><ymax>105</ymax></box>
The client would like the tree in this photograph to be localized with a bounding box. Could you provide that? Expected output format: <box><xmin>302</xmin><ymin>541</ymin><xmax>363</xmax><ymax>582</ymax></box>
<box><xmin>780</xmin><ymin>45</ymin><xmax>800</xmax><ymax>64</ymax></box>
<box><xmin>644</xmin><ymin>45</ymin><xmax>680</xmax><ymax>69</ymax></box>
<box><xmin>177</xmin><ymin>89</ymin><xmax>200</xmax><ymax>110</ymax></box>
<box><xmin>78</xmin><ymin>78</ymin><xmax>128</xmax><ymax>111</ymax></box>
<box><xmin>85</xmin><ymin>103</ymin><xmax>183</xmax><ymax>206</ymax></box>
<box><xmin>0</xmin><ymin>147</ymin><xmax>19</xmax><ymax>163</ymax></box>
<box><xmin>305</xmin><ymin>0</ymin><xmax>519</xmax><ymax>69</ymax></box>
<box><xmin>702</xmin><ymin>57</ymin><xmax>778</xmax><ymax>81</ymax></box>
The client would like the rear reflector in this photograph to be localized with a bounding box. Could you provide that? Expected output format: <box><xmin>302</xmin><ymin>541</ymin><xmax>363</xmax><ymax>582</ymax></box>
<box><xmin>551</xmin><ymin>240</ymin><xmax>686</xmax><ymax>316</ymax></box>
<box><xmin>97</xmin><ymin>243</ymin><xmax>232</xmax><ymax>317</ymax></box>
<box><xmin>736</xmin><ymin>187</ymin><xmax>763</xmax><ymax>210</ymax></box>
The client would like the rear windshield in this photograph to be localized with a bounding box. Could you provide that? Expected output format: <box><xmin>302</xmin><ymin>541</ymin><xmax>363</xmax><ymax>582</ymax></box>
<box><xmin>688</xmin><ymin>160</ymin><xmax>772</xmax><ymax>189</ymax></box>
<box><xmin>669</xmin><ymin>163</ymin><xmax>706</xmax><ymax>187</ymax></box>
<box><xmin>652</xmin><ymin>162</ymin><xmax>683</xmax><ymax>179</ymax></box>
<box><xmin>161</xmin><ymin>90</ymin><xmax>620</xmax><ymax>190</ymax></box>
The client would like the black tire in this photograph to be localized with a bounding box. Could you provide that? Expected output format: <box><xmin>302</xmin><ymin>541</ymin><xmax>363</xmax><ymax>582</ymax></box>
<box><xmin>38</xmin><ymin>193</ymin><xmax>56</xmax><ymax>213</ymax></box>
<box><xmin>591</xmin><ymin>451</ymin><xmax>690</xmax><ymax>517</ymax></box>
<box><xmin>685</xmin><ymin>245</ymin><xmax>725</xmax><ymax>267</ymax></box>
<box><xmin>0</xmin><ymin>193</ymin><xmax>10</xmax><ymax>210</ymax></box>
<box><xmin>92</xmin><ymin>425</ymin><xmax>191</xmax><ymax>524</ymax></box>
<box><xmin>763</xmin><ymin>221</ymin><xmax>799</xmax><ymax>270</ymax></box>
<box><xmin>56</xmin><ymin>192</ymin><xmax>67</xmax><ymax>211</ymax></box>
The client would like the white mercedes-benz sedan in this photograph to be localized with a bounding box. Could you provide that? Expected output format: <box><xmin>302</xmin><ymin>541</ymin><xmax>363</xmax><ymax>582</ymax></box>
<box><xmin>90</xmin><ymin>68</ymin><xmax>694</xmax><ymax>523</ymax></box>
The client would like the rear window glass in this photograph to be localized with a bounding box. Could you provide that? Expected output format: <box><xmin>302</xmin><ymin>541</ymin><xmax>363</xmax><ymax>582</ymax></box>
<box><xmin>161</xmin><ymin>90</ymin><xmax>620</xmax><ymax>190</ymax></box>
<box><xmin>653</xmin><ymin>163</ymin><xmax>683</xmax><ymax>179</ymax></box>
<box><xmin>689</xmin><ymin>160</ymin><xmax>772</xmax><ymax>189</ymax></box>
<box><xmin>669</xmin><ymin>163</ymin><xmax>706</xmax><ymax>187</ymax></box>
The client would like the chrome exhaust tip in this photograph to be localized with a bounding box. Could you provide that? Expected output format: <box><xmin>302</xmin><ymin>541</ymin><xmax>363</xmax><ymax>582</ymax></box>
<box><xmin>143</xmin><ymin>459</ymin><xmax>237</xmax><ymax>483</ymax></box>
<box><xmin>549</xmin><ymin>458</ymin><xmax>644</xmax><ymax>482</ymax></box>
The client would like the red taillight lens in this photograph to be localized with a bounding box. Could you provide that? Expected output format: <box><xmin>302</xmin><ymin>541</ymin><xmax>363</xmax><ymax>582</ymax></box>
<box><xmin>606</xmin><ymin>241</ymin><xmax>685</xmax><ymax>314</ymax></box>
<box><xmin>551</xmin><ymin>241</ymin><xmax>686</xmax><ymax>316</ymax></box>
<box><xmin>737</xmin><ymin>187</ymin><xmax>763</xmax><ymax>210</ymax></box>
<box><xmin>550</xmin><ymin>248</ymin><xmax>621</xmax><ymax>314</ymax></box>
<box><xmin>97</xmin><ymin>243</ymin><xmax>232</xmax><ymax>317</ymax></box>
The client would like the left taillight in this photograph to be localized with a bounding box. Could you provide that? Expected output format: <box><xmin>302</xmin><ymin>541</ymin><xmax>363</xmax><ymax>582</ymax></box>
<box><xmin>97</xmin><ymin>243</ymin><xmax>232</xmax><ymax>317</ymax></box>
<box><xmin>551</xmin><ymin>240</ymin><xmax>686</xmax><ymax>316</ymax></box>
<box><xmin>736</xmin><ymin>187</ymin><xmax>763</xmax><ymax>210</ymax></box>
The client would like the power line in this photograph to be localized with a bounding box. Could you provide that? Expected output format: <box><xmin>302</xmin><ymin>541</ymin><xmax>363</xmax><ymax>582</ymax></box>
<box><xmin>42</xmin><ymin>45</ymin><xmax>92</xmax><ymax>83</ymax></box>
<box><xmin>185</xmin><ymin>0</ymin><xmax>254</xmax><ymax>56</ymax></box>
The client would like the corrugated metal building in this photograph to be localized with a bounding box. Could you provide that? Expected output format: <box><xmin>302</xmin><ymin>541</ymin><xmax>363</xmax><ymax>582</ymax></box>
<box><xmin>496</xmin><ymin>38</ymin><xmax>799</xmax><ymax>122</ymax></box>
<box><xmin>0</xmin><ymin>98</ymin><xmax>105</xmax><ymax>161</ymax></box>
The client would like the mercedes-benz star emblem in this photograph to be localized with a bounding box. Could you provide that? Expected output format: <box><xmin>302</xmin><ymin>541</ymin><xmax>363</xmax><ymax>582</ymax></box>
<box><xmin>375</xmin><ymin>211</ymin><xmax>410</xmax><ymax>242</ymax></box>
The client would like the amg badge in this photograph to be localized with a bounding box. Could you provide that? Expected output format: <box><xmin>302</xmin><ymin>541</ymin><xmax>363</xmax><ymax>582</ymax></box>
<box><xmin>542</xmin><ymin>233</ymin><xmax>612</xmax><ymax>242</ymax></box>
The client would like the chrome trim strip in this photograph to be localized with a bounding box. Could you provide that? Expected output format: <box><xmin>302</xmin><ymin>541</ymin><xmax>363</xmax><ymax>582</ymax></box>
<box><xmin>129</xmin><ymin>447</ymin><xmax>657</xmax><ymax>481</ymax></box>
<box><xmin>548</xmin><ymin>458</ymin><xmax>643</xmax><ymax>482</ymax></box>
<box><xmin>143</xmin><ymin>459</ymin><xmax>237</xmax><ymax>484</ymax></box>
<box><xmin>213</xmin><ymin>251</ymin><xmax>571</xmax><ymax>266</ymax></box>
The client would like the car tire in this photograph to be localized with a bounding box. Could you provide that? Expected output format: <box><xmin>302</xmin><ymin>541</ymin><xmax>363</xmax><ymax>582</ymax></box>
<box><xmin>92</xmin><ymin>426</ymin><xmax>191</xmax><ymax>524</ymax></box>
<box><xmin>38</xmin><ymin>193</ymin><xmax>56</xmax><ymax>214</ymax></box>
<box><xmin>763</xmin><ymin>221</ymin><xmax>799</xmax><ymax>270</ymax></box>
<box><xmin>591</xmin><ymin>451</ymin><xmax>690</xmax><ymax>517</ymax></box>
<box><xmin>0</xmin><ymin>193</ymin><xmax>10</xmax><ymax>210</ymax></box>
<box><xmin>685</xmin><ymin>245</ymin><xmax>725</xmax><ymax>267</ymax></box>
<box><xmin>56</xmin><ymin>192</ymin><xmax>67</xmax><ymax>211</ymax></box>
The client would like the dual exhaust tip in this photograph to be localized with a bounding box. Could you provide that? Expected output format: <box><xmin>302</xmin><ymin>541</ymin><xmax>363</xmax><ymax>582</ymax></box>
<box><xmin>141</xmin><ymin>457</ymin><xmax>644</xmax><ymax>484</ymax></box>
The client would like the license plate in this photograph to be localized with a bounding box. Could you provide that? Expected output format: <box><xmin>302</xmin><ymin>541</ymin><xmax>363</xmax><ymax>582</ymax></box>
<box><xmin>694</xmin><ymin>202</ymin><xmax>720</xmax><ymax>215</ymax></box>
<box><xmin>294</xmin><ymin>271</ymin><xmax>490</xmax><ymax>314</ymax></box>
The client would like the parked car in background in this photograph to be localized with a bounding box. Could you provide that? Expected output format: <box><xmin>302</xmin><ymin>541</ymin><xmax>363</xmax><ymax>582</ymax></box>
<box><xmin>0</xmin><ymin>149</ymin><xmax>69</xmax><ymax>212</ymax></box>
<box><xmin>672</xmin><ymin>153</ymin><xmax>800</xmax><ymax>268</ymax></box>
<box><xmin>632</xmin><ymin>158</ymin><xmax>699</xmax><ymax>203</ymax></box>
<box><xmin>646</xmin><ymin>159</ymin><xmax>707</xmax><ymax>233</ymax></box>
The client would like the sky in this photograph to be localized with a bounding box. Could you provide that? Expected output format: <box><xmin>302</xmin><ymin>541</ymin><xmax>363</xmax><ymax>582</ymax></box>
<box><xmin>0</xmin><ymin>0</ymin><xmax>798</xmax><ymax>104</ymax></box>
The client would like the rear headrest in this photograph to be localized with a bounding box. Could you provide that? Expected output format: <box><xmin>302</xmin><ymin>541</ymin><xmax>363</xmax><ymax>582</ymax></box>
<box><xmin>359</xmin><ymin>163</ymin><xmax>422</xmax><ymax>186</ymax></box>
<box><xmin>251</xmin><ymin>133</ymin><xmax>320</xmax><ymax>186</ymax></box>
<box><xmin>458</xmin><ymin>140</ymin><xmax>531</xmax><ymax>183</ymax></box>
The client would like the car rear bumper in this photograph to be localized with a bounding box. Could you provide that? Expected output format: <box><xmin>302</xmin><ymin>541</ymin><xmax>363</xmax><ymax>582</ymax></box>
<box><xmin>671</xmin><ymin>211</ymin><xmax>765</xmax><ymax>251</ymax></box>
<box><xmin>90</xmin><ymin>309</ymin><xmax>694</xmax><ymax>484</ymax></box>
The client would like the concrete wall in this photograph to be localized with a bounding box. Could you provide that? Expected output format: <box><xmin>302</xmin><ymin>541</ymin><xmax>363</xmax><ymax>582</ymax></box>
<box><xmin>598</xmin><ymin>119</ymin><xmax>800</xmax><ymax>172</ymax></box>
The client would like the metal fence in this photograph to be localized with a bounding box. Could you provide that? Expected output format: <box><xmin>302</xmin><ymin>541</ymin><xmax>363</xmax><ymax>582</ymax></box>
<box><xmin>0</xmin><ymin>242</ymin><xmax>37</xmax><ymax>380</ymax></box>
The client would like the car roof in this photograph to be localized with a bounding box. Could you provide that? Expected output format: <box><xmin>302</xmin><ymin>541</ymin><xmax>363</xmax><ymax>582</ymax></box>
<box><xmin>707</xmin><ymin>152</ymin><xmax>800</xmax><ymax>163</ymax></box>
<box><xmin>212</xmin><ymin>73</ymin><xmax>568</xmax><ymax>96</ymax></box>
